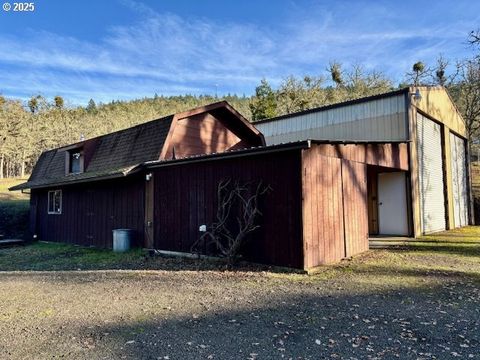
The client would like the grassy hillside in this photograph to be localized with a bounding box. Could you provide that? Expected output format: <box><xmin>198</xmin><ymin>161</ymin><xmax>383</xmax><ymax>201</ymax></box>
<box><xmin>0</xmin><ymin>178</ymin><xmax>29</xmax><ymax>239</ymax></box>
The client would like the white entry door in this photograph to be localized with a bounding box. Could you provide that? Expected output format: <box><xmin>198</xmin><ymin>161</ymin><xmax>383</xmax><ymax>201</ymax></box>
<box><xmin>378</xmin><ymin>172</ymin><xmax>409</xmax><ymax>235</ymax></box>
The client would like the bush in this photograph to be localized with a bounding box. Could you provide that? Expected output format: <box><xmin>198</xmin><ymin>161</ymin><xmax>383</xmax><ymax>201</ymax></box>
<box><xmin>0</xmin><ymin>200</ymin><xmax>29</xmax><ymax>238</ymax></box>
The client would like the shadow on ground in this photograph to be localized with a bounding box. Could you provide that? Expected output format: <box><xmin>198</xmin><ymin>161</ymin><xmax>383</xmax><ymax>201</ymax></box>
<box><xmin>1</xmin><ymin>277</ymin><xmax>477</xmax><ymax>360</ymax></box>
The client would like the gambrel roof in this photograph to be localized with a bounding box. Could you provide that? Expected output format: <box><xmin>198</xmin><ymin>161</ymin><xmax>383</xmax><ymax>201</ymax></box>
<box><xmin>11</xmin><ymin>102</ymin><xmax>264</xmax><ymax>190</ymax></box>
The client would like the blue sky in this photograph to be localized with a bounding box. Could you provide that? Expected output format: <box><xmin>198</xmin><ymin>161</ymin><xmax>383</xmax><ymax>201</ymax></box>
<box><xmin>0</xmin><ymin>0</ymin><xmax>479</xmax><ymax>105</ymax></box>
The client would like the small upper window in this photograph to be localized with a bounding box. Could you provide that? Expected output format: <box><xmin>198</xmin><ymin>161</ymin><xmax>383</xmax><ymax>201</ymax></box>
<box><xmin>68</xmin><ymin>149</ymin><xmax>83</xmax><ymax>174</ymax></box>
<box><xmin>48</xmin><ymin>190</ymin><xmax>62</xmax><ymax>214</ymax></box>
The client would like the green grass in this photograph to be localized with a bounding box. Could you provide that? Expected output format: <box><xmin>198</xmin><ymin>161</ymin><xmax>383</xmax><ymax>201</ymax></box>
<box><xmin>0</xmin><ymin>178</ymin><xmax>29</xmax><ymax>201</ymax></box>
<box><xmin>0</xmin><ymin>178</ymin><xmax>30</xmax><ymax>238</ymax></box>
<box><xmin>1</xmin><ymin>227</ymin><xmax>478</xmax><ymax>285</ymax></box>
<box><xmin>0</xmin><ymin>242</ymin><xmax>146</xmax><ymax>271</ymax></box>
<box><xmin>272</xmin><ymin>226</ymin><xmax>480</xmax><ymax>286</ymax></box>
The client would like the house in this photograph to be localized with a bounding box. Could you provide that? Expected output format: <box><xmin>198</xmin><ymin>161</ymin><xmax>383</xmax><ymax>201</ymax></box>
<box><xmin>255</xmin><ymin>86</ymin><xmax>471</xmax><ymax>237</ymax></box>
<box><xmin>10</xmin><ymin>87</ymin><xmax>469</xmax><ymax>270</ymax></box>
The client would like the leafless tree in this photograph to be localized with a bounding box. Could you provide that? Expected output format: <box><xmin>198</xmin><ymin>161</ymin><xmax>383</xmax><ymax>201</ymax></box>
<box><xmin>191</xmin><ymin>178</ymin><xmax>271</xmax><ymax>268</ymax></box>
<box><xmin>452</xmin><ymin>59</ymin><xmax>480</xmax><ymax>141</ymax></box>
<box><xmin>469</xmin><ymin>29</ymin><xmax>480</xmax><ymax>47</ymax></box>
<box><xmin>405</xmin><ymin>61</ymin><xmax>433</xmax><ymax>86</ymax></box>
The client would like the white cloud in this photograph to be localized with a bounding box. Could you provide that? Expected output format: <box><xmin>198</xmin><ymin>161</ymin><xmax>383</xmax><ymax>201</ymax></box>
<box><xmin>0</xmin><ymin>0</ymin><xmax>477</xmax><ymax>104</ymax></box>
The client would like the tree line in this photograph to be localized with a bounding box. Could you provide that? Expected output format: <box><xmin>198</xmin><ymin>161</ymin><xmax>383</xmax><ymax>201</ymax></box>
<box><xmin>0</xmin><ymin>94</ymin><xmax>251</xmax><ymax>178</ymax></box>
<box><xmin>249</xmin><ymin>56</ymin><xmax>480</xmax><ymax>145</ymax></box>
<box><xmin>1</xmin><ymin>32</ymin><xmax>479</xmax><ymax>179</ymax></box>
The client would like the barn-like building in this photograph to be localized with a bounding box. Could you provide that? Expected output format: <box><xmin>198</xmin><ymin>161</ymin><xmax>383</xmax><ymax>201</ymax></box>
<box><xmin>256</xmin><ymin>86</ymin><xmax>471</xmax><ymax>237</ymax></box>
<box><xmin>10</xmin><ymin>87</ymin><xmax>471</xmax><ymax>270</ymax></box>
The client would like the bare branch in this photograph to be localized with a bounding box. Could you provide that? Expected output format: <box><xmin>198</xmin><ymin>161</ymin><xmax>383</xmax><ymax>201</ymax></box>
<box><xmin>190</xmin><ymin>179</ymin><xmax>272</xmax><ymax>268</ymax></box>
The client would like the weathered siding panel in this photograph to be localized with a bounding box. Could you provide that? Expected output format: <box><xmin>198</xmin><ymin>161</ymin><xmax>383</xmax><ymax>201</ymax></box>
<box><xmin>257</xmin><ymin>94</ymin><xmax>408</xmax><ymax>144</ymax></box>
<box><xmin>302</xmin><ymin>144</ymin><xmax>382</xmax><ymax>269</ymax></box>
<box><xmin>302</xmin><ymin>151</ymin><xmax>345</xmax><ymax>268</ymax></box>
<box><xmin>342</xmin><ymin>160</ymin><xmax>369</xmax><ymax>257</ymax></box>
<box><xmin>165</xmin><ymin>112</ymin><xmax>256</xmax><ymax>159</ymax></box>
<box><xmin>33</xmin><ymin>175</ymin><xmax>145</xmax><ymax>248</ymax></box>
<box><xmin>152</xmin><ymin>150</ymin><xmax>304</xmax><ymax>268</ymax></box>
<box><xmin>312</xmin><ymin>143</ymin><xmax>409</xmax><ymax>170</ymax></box>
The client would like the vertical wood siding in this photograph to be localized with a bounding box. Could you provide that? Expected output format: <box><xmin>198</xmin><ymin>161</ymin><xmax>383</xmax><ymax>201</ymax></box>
<box><xmin>32</xmin><ymin>175</ymin><xmax>145</xmax><ymax>248</ymax></box>
<box><xmin>302</xmin><ymin>145</ymin><xmax>380</xmax><ymax>269</ymax></box>
<box><xmin>164</xmin><ymin>112</ymin><xmax>256</xmax><ymax>159</ymax></box>
<box><xmin>342</xmin><ymin>160</ymin><xmax>369</xmax><ymax>257</ymax></box>
<box><xmin>302</xmin><ymin>152</ymin><xmax>345</xmax><ymax>267</ymax></box>
<box><xmin>152</xmin><ymin>150</ymin><xmax>304</xmax><ymax>268</ymax></box>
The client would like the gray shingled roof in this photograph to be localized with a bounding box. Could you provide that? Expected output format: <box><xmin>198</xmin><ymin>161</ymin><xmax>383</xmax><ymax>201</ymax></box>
<box><xmin>11</xmin><ymin>115</ymin><xmax>173</xmax><ymax>190</ymax></box>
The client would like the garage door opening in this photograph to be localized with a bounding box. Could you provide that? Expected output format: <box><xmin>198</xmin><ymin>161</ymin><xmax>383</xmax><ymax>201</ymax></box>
<box><xmin>368</xmin><ymin>166</ymin><xmax>410</xmax><ymax>236</ymax></box>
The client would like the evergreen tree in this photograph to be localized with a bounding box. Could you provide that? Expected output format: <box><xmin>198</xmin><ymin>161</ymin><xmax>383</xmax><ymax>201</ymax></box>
<box><xmin>86</xmin><ymin>99</ymin><xmax>97</xmax><ymax>113</ymax></box>
<box><xmin>249</xmin><ymin>79</ymin><xmax>277</xmax><ymax>121</ymax></box>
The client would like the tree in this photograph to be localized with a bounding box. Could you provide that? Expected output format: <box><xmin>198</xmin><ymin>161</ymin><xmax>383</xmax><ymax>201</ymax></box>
<box><xmin>406</xmin><ymin>61</ymin><xmax>432</xmax><ymax>86</ymax></box>
<box><xmin>249</xmin><ymin>79</ymin><xmax>277</xmax><ymax>121</ymax></box>
<box><xmin>329</xmin><ymin>61</ymin><xmax>344</xmax><ymax>87</ymax></box>
<box><xmin>277</xmin><ymin>75</ymin><xmax>325</xmax><ymax>114</ymax></box>
<box><xmin>28</xmin><ymin>96</ymin><xmax>38</xmax><ymax>114</ymax></box>
<box><xmin>54</xmin><ymin>96</ymin><xmax>64</xmax><ymax>109</ymax></box>
<box><xmin>449</xmin><ymin>59</ymin><xmax>480</xmax><ymax>141</ymax></box>
<box><xmin>191</xmin><ymin>179</ymin><xmax>271</xmax><ymax>268</ymax></box>
<box><xmin>86</xmin><ymin>99</ymin><xmax>97</xmax><ymax>113</ymax></box>
<box><xmin>469</xmin><ymin>29</ymin><xmax>480</xmax><ymax>48</ymax></box>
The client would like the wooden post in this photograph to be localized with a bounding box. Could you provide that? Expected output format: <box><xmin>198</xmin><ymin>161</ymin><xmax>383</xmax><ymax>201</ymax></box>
<box><xmin>144</xmin><ymin>173</ymin><xmax>155</xmax><ymax>248</ymax></box>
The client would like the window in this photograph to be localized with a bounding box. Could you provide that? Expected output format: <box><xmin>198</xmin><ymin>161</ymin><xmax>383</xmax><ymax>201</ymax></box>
<box><xmin>48</xmin><ymin>190</ymin><xmax>62</xmax><ymax>214</ymax></box>
<box><xmin>68</xmin><ymin>149</ymin><xmax>83</xmax><ymax>174</ymax></box>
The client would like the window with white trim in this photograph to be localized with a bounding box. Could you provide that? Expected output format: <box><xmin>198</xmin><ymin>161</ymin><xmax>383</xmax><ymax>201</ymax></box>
<box><xmin>48</xmin><ymin>190</ymin><xmax>62</xmax><ymax>214</ymax></box>
<box><xmin>68</xmin><ymin>148</ymin><xmax>84</xmax><ymax>174</ymax></box>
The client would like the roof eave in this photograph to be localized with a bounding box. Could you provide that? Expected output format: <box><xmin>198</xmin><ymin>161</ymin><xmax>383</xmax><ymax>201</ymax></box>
<box><xmin>9</xmin><ymin>165</ymin><xmax>143</xmax><ymax>191</ymax></box>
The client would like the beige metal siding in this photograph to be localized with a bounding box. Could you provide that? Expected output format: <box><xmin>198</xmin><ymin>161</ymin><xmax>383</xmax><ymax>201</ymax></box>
<box><xmin>450</xmin><ymin>132</ymin><xmax>468</xmax><ymax>227</ymax></box>
<box><xmin>256</xmin><ymin>94</ymin><xmax>408</xmax><ymax>145</ymax></box>
<box><xmin>416</xmin><ymin>113</ymin><xmax>446</xmax><ymax>233</ymax></box>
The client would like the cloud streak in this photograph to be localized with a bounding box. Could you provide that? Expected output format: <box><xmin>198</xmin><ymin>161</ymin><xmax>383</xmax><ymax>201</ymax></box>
<box><xmin>0</xmin><ymin>0</ymin><xmax>477</xmax><ymax>104</ymax></box>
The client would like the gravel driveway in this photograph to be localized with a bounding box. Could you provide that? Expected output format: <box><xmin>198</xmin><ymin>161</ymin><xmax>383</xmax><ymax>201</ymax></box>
<box><xmin>0</xmin><ymin>230</ymin><xmax>479</xmax><ymax>359</ymax></box>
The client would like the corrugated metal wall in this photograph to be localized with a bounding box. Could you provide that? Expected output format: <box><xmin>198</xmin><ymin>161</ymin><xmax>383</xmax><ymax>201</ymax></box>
<box><xmin>450</xmin><ymin>132</ymin><xmax>469</xmax><ymax>227</ymax></box>
<box><xmin>256</xmin><ymin>94</ymin><xmax>408</xmax><ymax>144</ymax></box>
<box><xmin>416</xmin><ymin>113</ymin><xmax>446</xmax><ymax>233</ymax></box>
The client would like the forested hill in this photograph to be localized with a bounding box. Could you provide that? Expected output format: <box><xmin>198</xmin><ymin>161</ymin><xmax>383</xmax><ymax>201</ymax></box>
<box><xmin>0</xmin><ymin>67</ymin><xmax>396</xmax><ymax>179</ymax></box>
<box><xmin>0</xmin><ymin>94</ymin><xmax>252</xmax><ymax>178</ymax></box>
<box><xmin>1</xmin><ymin>58</ymin><xmax>479</xmax><ymax>179</ymax></box>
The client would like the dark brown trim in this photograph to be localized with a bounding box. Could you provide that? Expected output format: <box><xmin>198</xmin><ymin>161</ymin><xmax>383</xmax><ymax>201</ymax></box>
<box><xmin>144</xmin><ymin>172</ymin><xmax>155</xmax><ymax>248</ymax></box>
<box><xmin>10</xmin><ymin>166</ymin><xmax>143</xmax><ymax>191</ymax></box>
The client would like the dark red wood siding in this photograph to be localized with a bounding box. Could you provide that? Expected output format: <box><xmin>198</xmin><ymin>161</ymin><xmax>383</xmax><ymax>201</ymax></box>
<box><xmin>152</xmin><ymin>150</ymin><xmax>304</xmax><ymax>268</ymax></box>
<box><xmin>31</xmin><ymin>175</ymin><xmax>145</xmax><ymax>248</ymax></box>
<box><xmin>301</xmin><ymin>153</ymin><xmax>345</xmax><ymax>267</ymax></box>
<box><xmin>301</xmin><ymin>143</ymin><xmax>398</xmax><ymax>268</ymax></box>
<box><xmin>342</xmin><ymin>160</ymin><xmax>369</xmax><ymax>257</ymax></box>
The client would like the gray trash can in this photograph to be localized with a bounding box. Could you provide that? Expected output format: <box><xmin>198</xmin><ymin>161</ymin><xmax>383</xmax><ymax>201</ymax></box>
<box><xmin>112</xmin><ymin>229</ymin><xmax>133</xmax><ymax>252</ymax></box>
